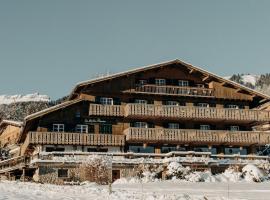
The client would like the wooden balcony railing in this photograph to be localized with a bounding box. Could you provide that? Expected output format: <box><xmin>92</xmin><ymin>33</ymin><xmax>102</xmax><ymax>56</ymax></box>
<box><xmin>89</xmin><ymin>104</ymin><xmax>124</xmax><ymax>116</ymax></box>
<box><xmin>27</xmin><ymin>132</ymin><xmax>125</xmax><ymax>146</ymax></box>
<box><xmin>124</xmin><ymin>128</ymin><xmax>270</xmax><ymax>145</ymax></box>
<box><xmin>125</xmin><ymin>104</ymin><xmax>270</xmax><ymax>122</ymax></box>
<box><xmin>124</xmin><ymin>84</ymin><xmax>215</xmax><ymax>97</ymax></box>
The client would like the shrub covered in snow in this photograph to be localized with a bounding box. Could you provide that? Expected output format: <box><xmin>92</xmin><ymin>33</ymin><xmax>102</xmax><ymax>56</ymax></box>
<box><xmin>166</xmin><ymin>162</ymin><xmax>191</xmax><ymax>179</ymax></box>
<box><xmin>242</xmin><ymin>164</ymin><xmax>267</xmax><ymax>182</ymax></box>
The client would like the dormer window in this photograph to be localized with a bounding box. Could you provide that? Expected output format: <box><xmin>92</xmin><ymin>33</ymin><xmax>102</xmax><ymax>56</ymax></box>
<box><xmin>76</xmin><ymin>125</ymin><xmax>88</xmax><ymax>133</ymax></box>
<box><xmin>53</xmin><ymin>124</ymin><xmax>65</xmax><ymax>132</ymax></box>
<box><xmin>200</xmin><ymin>125</ymin><xmax>210</xmax><ymax>130</ymax></box>
<box><xmin>134</xmin><ymin>99</ymin><xmax>148</xmax><ymax>104</ymax></box>
<box><xmin>100</xmin><ymin>97</ymin><xmax>113</xmax><ymax>105</ymax></box>
<box><xmin>155</xmin><ymin>79</ymin><xmax>166</xmax><ymax>86</ymax></box>
<box><xmin>230</xmin><ymin>126</ymin><xmax>239</xmax><ymax>131</ymax></box>
<box><xmin>178</xmin><ymin>80</ymin><xmax>189</xmax><ymax>87</ymax></box>
<box><xmin>227</xmin><ymin>105</ymin><xmax>239</xmax><ymax>109</ymax></box>
<box><xmin>197</xmin><ymin>103</ymin><xmax>209</xmax><ymax>108</ymax></box>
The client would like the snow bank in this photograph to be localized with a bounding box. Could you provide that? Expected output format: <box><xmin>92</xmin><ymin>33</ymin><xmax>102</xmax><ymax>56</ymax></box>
<box><xmin>242</xmin><ymin>164</ymin><xmax>267</xmax><ymax>182</ymax></box>
<box><xmin>0</xmin><ymin>93</ymin><xmax>50</xmax><ymax>105</ymax></box>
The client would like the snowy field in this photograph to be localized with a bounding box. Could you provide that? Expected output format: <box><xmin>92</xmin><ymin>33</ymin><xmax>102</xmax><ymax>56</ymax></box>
<box><xmin>0</xmin><ymin>181</ymin><xmax>270</xmax><ymax>200</ymax></box>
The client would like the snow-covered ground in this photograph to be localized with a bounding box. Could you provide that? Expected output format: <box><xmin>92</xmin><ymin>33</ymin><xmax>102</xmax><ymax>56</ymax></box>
<box><xmin>0</xmin><ymin>180</ymin><xmax>270</xmax><ymax>200</ymax></box>
<box><xmin>0</xmin><ymin>93</ymin><xmax>50</xmax><ymax>105</ymax></box>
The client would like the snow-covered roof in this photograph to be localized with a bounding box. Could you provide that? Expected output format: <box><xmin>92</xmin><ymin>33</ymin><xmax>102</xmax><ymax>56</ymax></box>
<box><xmin>69</xmin><ymin>59</ymin><xmax>270</xmax><ymax>101</ymax></box>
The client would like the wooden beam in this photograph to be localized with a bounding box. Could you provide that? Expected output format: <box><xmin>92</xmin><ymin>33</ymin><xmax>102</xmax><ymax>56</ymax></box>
<box><xmin>189</xmin><ymin>69</ymin><xmax>194</xmax><ymax>74</ymax></box>
<box><xmin>202</xmin><ymin>75</ymin><xmax>210</xmax><ymax>81</ymax></box>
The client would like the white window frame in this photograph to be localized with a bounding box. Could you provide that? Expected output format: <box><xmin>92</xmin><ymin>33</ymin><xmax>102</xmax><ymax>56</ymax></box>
<box><xmin>197</xmin><ymin>103</ymin><xmax>209</xmax><ymax>108</ymax></box>
<box><xmin>155</xmin><ymin>78</ymin><xmax>166</xmax><ymax>86</ymax></box>
<box><xmin>134</xmin><ymin>99</ymin><xmax>148</xmax><ymax>104</ymax></box>
<box><xmin>178</xmin><ymin>80</ymin><xmax>189</xmax><ymax>87</ymax></box>
<box><xmin>168</xmin><ymin>123</ymin><xmax>180</xmax><ymax>129</ymax></box>
<box><xmin>100</xmin><ymin>97</ymin><xmax>113</xmax><ymax>105</ymax></box>
<box><xmin>76</xmin><ymin>124</ymin><xmax>88</xmax><ymax>133</ymax></box>
<box><xmin>166</xmin><ymin>101</ymin><xmax>179</xmax><ymax>106</ymax></box>
<box><xmin>230</xmin><ymin>126</ymin><xmax>239</xmax><ymax>131</ymax></box>
<box><xmin>200</xmin><ymin>125</ymin><xmax>210</xmax><ymax>130</ymax></box>
<box><xmin>53</xmin><ymin>124</ymin><xmax>65</xmax><ymax>132</ymax></box>
<box><xmin>227</xmin><ymin>104</ymin><xmax>239</xmax><ymax>109</ymax></box>
<box><xmin>134</xmin><ymin>122</ymin><xmax>148</xmax><ymax>128</ymax></box>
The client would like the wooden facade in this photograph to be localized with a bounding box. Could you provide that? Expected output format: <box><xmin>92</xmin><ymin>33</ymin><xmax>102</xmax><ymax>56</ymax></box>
<box><xmin>15</xmin><ymin>59</ymin><xmax>270</xmax><ymax>156</ymax></box>
<box><xmin>1</xmin><ymin>59</ymin><xmax>270</xmax><ymax>182</ymax></box>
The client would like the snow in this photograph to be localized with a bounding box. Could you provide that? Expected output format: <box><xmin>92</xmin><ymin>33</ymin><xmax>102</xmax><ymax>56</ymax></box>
<box><xmin>224</xmin><ymin>74</ymin><xmax>259</xmax><ymax>86</ymax></box>
<box><xmin>242</xmin><ymin>164</ymin><xmax>267</xmax><ymax>182</ymax></box>
<box><xmin>1</xmin><ymin>180</ymin><xmax>270</xmax><ymax>200</ymax></box>
<box><xmin>0</xmin><ymin>93</ymin><xmax>50</xmax><ymax>105</ymax></box>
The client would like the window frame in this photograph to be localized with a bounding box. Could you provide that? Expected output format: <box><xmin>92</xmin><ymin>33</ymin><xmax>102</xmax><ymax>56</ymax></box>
<box><xmin>230</xmin><ymin>125</ymin><xmax>240</xmax><ymax>131</ymax></box>
<box><xmin>168</xmin><ymin>123</ymin><xmax>180</xmax><ymax>129</ymax></box>
<box><xmin>178</xmin><ymin>80</ymin><xmax>189</xmax><ymax>87</ymax></box>
<box><xmin>53</xmin><ymin>124</ymin><xmax>65</xmax><ymax>132</ymax></box>
<box><xmin>197</xmin><ymin>103</ymin><xmax>209</xmax><ymax>108</ymax></box>
<box><xmin>133</xmin><ymin>122</ymin><xmax>148</xmax><ymax>128</ymax></box>
<box><xmin>76</xmin><ymin>124</ymin><xmax>88</xmax><ymax>133</ymax></box>
<box><xmin>155</xmin><ymin>78</ymin><xmax>166</xmax><ymax>86</ymax></box>
<box><xmin>200</xmin><ymin>125</ymin><xmax>211</xmax><ymax>130</ymax></box>
<box><xmin>100</xmin><ymin>97</ymin><xmax>114</xmax><ymax>105</ymax></box>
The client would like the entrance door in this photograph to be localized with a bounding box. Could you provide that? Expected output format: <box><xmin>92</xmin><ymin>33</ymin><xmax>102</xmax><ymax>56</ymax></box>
<box><xmin>112</xmin><ymin>170</ymin><xmax>120</xmax><ymax>182</ymax></box>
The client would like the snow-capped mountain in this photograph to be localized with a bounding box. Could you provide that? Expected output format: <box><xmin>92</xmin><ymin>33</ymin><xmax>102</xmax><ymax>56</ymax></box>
<box><xmin>0</xmin><ymin>93</ymin><xmax>50</xmax><ymax>105</ymax></box>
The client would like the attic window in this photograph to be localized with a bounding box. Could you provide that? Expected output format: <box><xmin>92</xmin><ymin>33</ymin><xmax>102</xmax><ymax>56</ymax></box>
<box><xmin>100</xmin><ymin>97</ymin><xmax>113</xmax><ymax>105</ymax></box>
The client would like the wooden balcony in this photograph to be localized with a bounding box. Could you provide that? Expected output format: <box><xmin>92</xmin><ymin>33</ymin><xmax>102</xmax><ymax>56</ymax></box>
<box><xmin>89</xmin><ymin>104</ymin><xmax>124</xmax><ymax>117</ymax></box>
<box><xmin>125</xmin><ymin>104</ymin><xmax>270</xmax><ymax>122</ymax></box>
<box><xmin>124</xmin><ymin>84</ymin><xmax>215</xmax><ymax>98</ymax></box>
<box><xmin>27</xmin><ymin>132</ymin><xmax>125</xmax><ymax>146</ymax></box>
<box><xmin>124</xmin><ymin>128</ymin><xmax>270</xmax><ymax>145</ymax></box>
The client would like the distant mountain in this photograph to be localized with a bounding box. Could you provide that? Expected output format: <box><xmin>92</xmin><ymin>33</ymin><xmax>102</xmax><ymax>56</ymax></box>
<box><xmin>0</xmin><ymin>93</ymin><xmax>68</xmax><ymax>122</ymax></box>
<box><xmin>225</xmin><ymin>73</ymin><xmax>270</xmax><ymax>96</ymax></box>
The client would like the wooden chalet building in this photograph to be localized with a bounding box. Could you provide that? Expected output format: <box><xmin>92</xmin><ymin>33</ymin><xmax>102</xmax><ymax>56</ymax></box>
<box><xmin>1</xmin><ymin>59</ymin><xmax>270</xmax><ymax>182</ymax></box>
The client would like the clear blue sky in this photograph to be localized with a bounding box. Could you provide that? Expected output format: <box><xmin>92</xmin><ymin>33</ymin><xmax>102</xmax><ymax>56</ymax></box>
<box><xmin>0</xmin><ymin>0</ymin><xmax>270</xmax><ymax>99</ymax></box>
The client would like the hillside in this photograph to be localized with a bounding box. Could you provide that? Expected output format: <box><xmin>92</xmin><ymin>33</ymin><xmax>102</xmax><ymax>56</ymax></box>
<box><xmin>225</xmin><ymin>73</ymin><xmax>270</xmax><ymax>96</ymax></box>
<box><xmin>0</xmin><ymin>94</ymin><xmax>68</xmax><ymax>122</ymax></box>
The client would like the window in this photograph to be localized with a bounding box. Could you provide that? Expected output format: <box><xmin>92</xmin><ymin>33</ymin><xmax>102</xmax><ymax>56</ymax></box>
<box><xmin>76</xmin><ymin>125</ymin><xmax>88</xmax><ymax>133</ymax></box>
<box><xmin>197</xmin><ymin>103</ymin><xmax>209</xmax><ymax>108</ymax></box>
<box><xmin>46</xmin><ymin>147</ymin><xmax>65</xmax><ymax>152</ymax></box>
<box><xmin>129</xmin><ymin>145</ymin><xmax>155</xmax><ymax>153</ymax></box>
<box><xmin>99</xmin><ymin>124</ymin><xmax>112</xmax><ymax>134</ymax></box>
<box><xmin>200</xmin><ymin>125</ymin><xmax>210</xmax><ymax>130</ymax></box>
<box><xmin>227</xmin><ymin>104</ymin><xmax>239</xmax><ymax>109</ymax></box>
<box><xmin>138</xmin><ymin>79</ymin><xmax>147</xmax><ymax>86</ymax></box>
<box><xmin>75</xmin><ymin>110</ymin><xmax>81</xmax><ymax>118</ymax></box>
<box><xmin>168</xmin><ymin>123</ymin><xmax>179</xmax><ymax>129</ymax></box>
<box><xmin>165</xmin><ymin>101</ymin><xmax>179</xmax><ymax>106</ymax></box>
<box><xmin>100</xmin><ymin>97</ymin><xmax>113</xmax><ymax>105</ymax></box>
<box><xmin>58</xmin><ymin>169</ymin><xmax>68</xmax><ymax>178</ymax></box>
<box><xmin>155</xmin><ymin>78</ymin><xmax>166</xmax><ymax>85</ymax></box>
<box><xmin>134</xmin><ymin>99</ymin><xmax>148</xmax><ymax>104</ymax></box>
<box><xmin>178</xmin><ymin>80</ymin><xmax>189</xmax><ymax>87</ymax></box>
<box><xmin>88</xmin><ymin>125</ymin><xmax>95</xmax><ymax>133</ymax></box>
<box><xmin>133</xmin><ymin>122</ymin><xmax>148</xmax><ymax>128</ymax></box>
<box><xmin>53</xmin><ymin>124</ymin><xmax>64</xmax><ymax>132</ymax></box>
<box><xmin>230</xmin><ymin>126</ymin><xmax>239</xmax><ymax>131</ymax></box>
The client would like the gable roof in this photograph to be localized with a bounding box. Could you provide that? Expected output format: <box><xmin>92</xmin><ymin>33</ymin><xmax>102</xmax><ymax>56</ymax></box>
<box><xmin>0</xmin><ymin>120</ymin><xmax>23</xmax><ymax>129</ymax></box>
<box><xmin>69</xmin><ymin>59</ymin><xmax>270</xmax><ymax>101</ymax></box>
<box><xmin>17</xmin><ymin>99</ymin><xmax>85</xmax><ymax>143</ymax></box>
